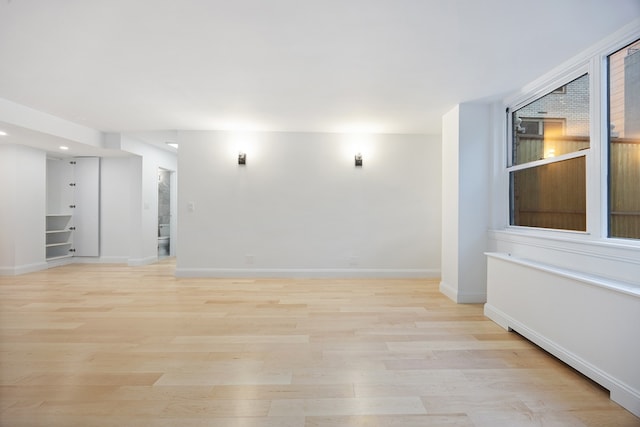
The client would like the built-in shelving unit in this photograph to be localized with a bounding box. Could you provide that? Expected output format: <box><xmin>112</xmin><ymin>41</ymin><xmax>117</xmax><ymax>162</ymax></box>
<box><xmin>45</xmin><ymin>156</ymin><xmax>100</xmax><ymax>265</ymax></box>
<box><xmin>45</xmin><ymin>214</ymin><xmax>73</xmax><ymax>261</ymax></box>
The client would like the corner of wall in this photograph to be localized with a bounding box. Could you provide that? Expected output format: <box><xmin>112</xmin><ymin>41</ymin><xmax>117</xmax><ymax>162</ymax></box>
<box><xmin>439</xmin><ymin>280</ymin><xmax>458</xmax><ymax>303</ymax></box>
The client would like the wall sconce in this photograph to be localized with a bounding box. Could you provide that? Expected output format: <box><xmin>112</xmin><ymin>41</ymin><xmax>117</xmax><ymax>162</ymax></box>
<box><xmin>354</xmin><ymin>152</ymin><xmax>363</xmax><ymax>167</ymax></box>
<box><xmin>238</xmin><ymin>152</ymin><xmax>246</xmax><ymax>165</ymax></box>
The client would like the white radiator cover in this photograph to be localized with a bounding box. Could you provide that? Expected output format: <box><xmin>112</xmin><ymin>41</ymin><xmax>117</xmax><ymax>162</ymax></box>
<box><xmin>485</xmin><ymin>252</ymin><xmax>640</xmax><ymax>418</ymax></box>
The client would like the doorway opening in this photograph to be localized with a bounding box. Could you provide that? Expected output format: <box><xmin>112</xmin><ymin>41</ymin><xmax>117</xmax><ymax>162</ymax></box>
<box><xmin>158</xmin><ymin>168</ymin><xmax>171</xmax><ymax>257</ymax></box>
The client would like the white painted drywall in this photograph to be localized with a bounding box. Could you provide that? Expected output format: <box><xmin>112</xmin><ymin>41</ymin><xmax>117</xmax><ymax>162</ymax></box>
<box><xmin>441</xmin><ymin>106</ymin><xmax>460</xmax><ymax>298</ymax></box>
<box><xmin>0</xmin><ymin>144</ymin><xmax>17</xmax><ymax>271</ymax></box>
<box><xmin>458</xmin><ymin>103</ymin><xmax>491</xmax><ymax>300</ymax></box>
<box><xmin>99</xmin><ymin>135</ymin><xmax>177</xmax><ymax>265</ymax></box>
<box><xmin>99</xmin><ymin>157</ymin><xmax>133</xmax><ymax>263</ymax></box>
<box><xmin>176</xmin><ymin>130</ymin><xmax>440</xmax><ymax>277</ymax></box>
<box><xmin>122</xmin><ymin>136</ymin><xmax>177</xmax><ymax>265</ymax></box>
<box><xmin>0</xmin><ymin>144</ymin><xmax>47</xmax><ymax>275</ymax></box>
<box><xmin>440</xmin><ymin>103</ymin><xmax>491</xmax><ymax>303</ymax></box>
<box><xmin>0</xmin><ymin>98</ymin><xmax>103</xmax><ymax>148</ymax></box>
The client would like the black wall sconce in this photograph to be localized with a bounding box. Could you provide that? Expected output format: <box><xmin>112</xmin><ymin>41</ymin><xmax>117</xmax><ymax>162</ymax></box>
<box><xmin>238</xmin><ymin>152</ymin><xmax>246</xmax><ymax>165</ymax></box>
<box><xmin>355</xmin><ymin>152</ymin><xmax>363</xmax><ymax>167</ymax></box>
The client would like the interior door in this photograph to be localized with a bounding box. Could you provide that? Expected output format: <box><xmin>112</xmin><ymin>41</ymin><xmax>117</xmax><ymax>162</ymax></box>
<box><xmin>73</xmin><ymin>157</ymin><xmax>100</xmax><ymax>256</ymax></box>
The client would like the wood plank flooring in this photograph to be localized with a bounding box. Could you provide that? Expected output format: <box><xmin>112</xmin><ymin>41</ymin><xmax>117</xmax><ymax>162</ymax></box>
<box><xmin>1</xmin><ymin>259</ymin><xmax>638</xmax><ymax>426</ymax></box>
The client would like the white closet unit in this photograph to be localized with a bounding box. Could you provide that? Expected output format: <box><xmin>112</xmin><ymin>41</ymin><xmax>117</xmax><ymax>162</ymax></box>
<box><xmin>72</xmin><ymin>157</ymin><xmax>100</xmax><ymax>256</ymax></box>
<box><xmin>45</xmin><ymin>157</ymin><xmax>100</xmax><ymax>262</ymax></box>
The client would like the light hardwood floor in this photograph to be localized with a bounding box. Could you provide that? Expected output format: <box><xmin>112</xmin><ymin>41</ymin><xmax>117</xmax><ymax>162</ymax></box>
<box><xmin>1</xmin><ymin>259</ymin><xmax>638</xmax><ymax>427</ymax></box>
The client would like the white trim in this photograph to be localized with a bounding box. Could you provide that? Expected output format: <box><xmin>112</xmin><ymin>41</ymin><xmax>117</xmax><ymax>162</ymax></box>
<box><xmin>508</xmin><ymin>66</ymin><xmax>590</xmax><ymax>112</ymax></box>
<box><xmin>73</xmin><ymin>256</ymin><xmax>129</xmax><ymax>264</ymax></box>
<box><xmin>486</xmin><ymin>252</ymin><xmax>639</xmax><ymax>297</ymax></box>
<box><xmin>175</xmin><ymin>268</ymin><xmax>439</xmax><ymax>279</ymax></box>
<box><xmin>0</xmin><ymin>262</ymin><xmax>48</xmax><ymax>276</ymax></box>
<box><xmin>598</xmin><ymin>48</ymin><xmax>610</xmax><ymax>240</ymax></box>
<box><xmin>46</xmin><ymin>257</ymin><xmax>74</xmax><ymax>269</ymax></box>
<box><xmin>439</xmin><ymin>280</ymin><xmax>457</xmax><ymax>302</ymax></box>
<box><xmin>506</xmin><ymin>150</ymin><xmax>587</xmax><ymax>173</ymax></box>
<box><xmin>488</xmin><ymin>229</ymin><xmax>640</xmax><ymax>286</ymax></box>
<box><xmin>483</xmin><ymin>303</ymin><xmax>509</xmax><ymax>330</ymax></box>
<box><xmin>588</xmin><ymin>52</ymin><xmax>604</xmax><ymax>240</ymax></box>
<box><xmin>128</xmin><ymin>256</ymin><xmax>158</xmax><ymax>267</ymax></box>
<box><xmin>490</xmin><ymin>229</ymin><xmax>640</xmax><ymax>266</ymax></box>
<box><xmin>439</xmin><ymin>280</ymin><xmax>486</xmax><ymax>304</ymax></box>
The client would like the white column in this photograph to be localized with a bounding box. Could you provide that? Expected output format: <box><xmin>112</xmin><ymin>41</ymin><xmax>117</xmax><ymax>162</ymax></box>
<box><xmin>440</xmin><ymin>103</ymin><xmax>491</xmax><ymax>303</ymax></box>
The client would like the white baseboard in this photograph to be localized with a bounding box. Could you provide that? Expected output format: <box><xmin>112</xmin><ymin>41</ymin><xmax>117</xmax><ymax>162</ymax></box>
<box><xmin>439</xmin><ymin>280</ymin><xmax>486</xmax><ymax>303</ymax></box>
<box><xmin>128</xmin><ymin>256</ymin><xmax>158</xmax><ymax>267</ymax></box>
<box><xmin>72</xmin><ymin>256</ymin><xmax>129</xmax><ymax>264</ymax></box>
<box><xmin>483</xmin><ymin>302</ymin><xmax>510</xmax><ymax>330</ymax></box>
<box><xmin>175</xmin><ymin>268</ymin><xmax>439</xmax><ymax>279</ymax></box>
<box><xmin>485</xmin><ymin>302</ymin><xmax>640</xmax><ymax>418</ymax></box>
<box><xmin>0</xmin><ymin>261</ymin><xmax>48</xmax><ymax>276</ymax></box>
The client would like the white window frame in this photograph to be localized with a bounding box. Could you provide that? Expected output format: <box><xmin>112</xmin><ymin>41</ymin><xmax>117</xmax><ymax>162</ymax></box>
<box><xmin>604</xmin><ymin>38</ymin><xmax>640</xmax><ymax>242</ymax></box>
<box><xmin>506</xmin><ymin>66</ymin><xmax>592</xmax><ymax>235</ymax></box>
<box><xmin>501</xmin><ymin>21</ymin><xmax>640</xmax><ymax>248</ymax></box>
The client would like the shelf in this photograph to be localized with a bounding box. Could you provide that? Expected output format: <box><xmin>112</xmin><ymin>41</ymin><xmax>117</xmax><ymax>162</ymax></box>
<box><xmin>45</xmin><ymin>213</ymin><xmax>73</xmax><ymax>260</ymax></box>
<box><xmin>46</xmin><ymin>254</ymin><xmax>73</xmax><ymax>261</ymax></box>
<box><xmin>46</xmin><ymin>228</ymin><xmax>72</xmax><ymax>245</ymax></box>
<box><xmin>46</xmin><ymin>242</ymin><xmax>72</xmax><ymax>248</ymax></box>
<box><xmin>46</xmin><ymin>215</ymin><xmax>72</xmax><ymax>233</ymax></box>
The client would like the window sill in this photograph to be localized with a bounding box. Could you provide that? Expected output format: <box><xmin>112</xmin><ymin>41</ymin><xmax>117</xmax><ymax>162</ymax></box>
<box><xmin>488</xmin><ymin>228</ymin><xmax>640</xmax><ymax>286</ymax></box>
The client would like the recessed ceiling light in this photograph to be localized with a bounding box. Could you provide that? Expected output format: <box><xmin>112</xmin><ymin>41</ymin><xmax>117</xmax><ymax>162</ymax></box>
<box><xmin>59</xmin><ymin>146</ymin><xmax>69</xmax><ymax>150</ymax></box>
<box><xmin>0</xmin><ymin>130</ymin><xmax>7</xmax><ymax>136</ymax></box>
<box><xmin>166</xmin><ymin>142</ymin><xmax>178</xmax><ymax>149</ymax></box>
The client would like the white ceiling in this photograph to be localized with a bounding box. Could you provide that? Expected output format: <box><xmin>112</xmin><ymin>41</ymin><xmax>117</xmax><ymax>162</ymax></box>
<box><xmin>0</xmin><ymin>0</ymin><xmax>639</xmax><ymax>140</ymax></box>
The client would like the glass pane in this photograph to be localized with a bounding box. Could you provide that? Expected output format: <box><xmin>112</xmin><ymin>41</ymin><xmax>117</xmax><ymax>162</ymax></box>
<box><xmin>510</xmin><ymin>156</ymin><xmax>586</xmax><ymax>231</ymax></box>
<box><xmin>511</xmin><ymin>74</ymin><xmax>590</xmax><ymax>166</ymax></box>
<box><xmin>608</xmin><ymin>39</ymin><xmax>640</xmax><ymax>240</ymax></box>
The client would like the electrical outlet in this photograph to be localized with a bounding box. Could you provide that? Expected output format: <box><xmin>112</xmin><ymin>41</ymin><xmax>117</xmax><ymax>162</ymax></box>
<box><xmin>348</xmin><ymin>256</ymin><xmax>358</xmax><ymax>266</ymax></box>
<box><xmin>245</xmin><ymin>254</ymin><xmax>254</xmax><ymax>265</ymax></box>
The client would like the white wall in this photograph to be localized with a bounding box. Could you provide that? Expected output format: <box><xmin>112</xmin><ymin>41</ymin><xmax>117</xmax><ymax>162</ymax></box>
<box><xmin>176</xmin><ymin>130</ymin><xmax>441</xmax><ymax>278</ymax></box>
<box><xmin>440</xmin><ymin>103</ymin><xmax>491</xmax><ymax>303</ymax></box>
<box><xmin>441</xmin><ymin>107</ymin><xmax>460</xmax><ymax>297</ymax></box>
<box><xmin>100</xmin><ymin>157</ymin><xmax>134</xmax><ymax>263</ymax></box>
<box><xmin>123</xmin><ymin>136</ymin><xmax>177</xmax><ymax>265</ymax></box>
<box><xmin>170</xmin><ymin>169</ymin><xmax>177</xmax><ymax>257</ymax></box>
<box><xmin>99</xmin><ymin>134</ymin><xmax>177</xmax><ymax>265</ymax></box>
<box><xmin>0</xmin><ymin>145</ymin><xmax>16</xmax><ymax>270</ymax></box>
<box><xmin>0</xmin><ymin>144</ymin><xmax>47</xmax><ymax>275</ymax></box>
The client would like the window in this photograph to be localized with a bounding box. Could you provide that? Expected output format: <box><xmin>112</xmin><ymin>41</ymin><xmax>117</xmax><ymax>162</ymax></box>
<box><xmin>608</xmin><ymin>40</ymin><xmax>640</xmax><ymax>240</ymax></box>
<box><xmin>510</xmin><ymin>157</ymin><xmax>586</xmax><ymax>231</ymax></box>
<box><xmin>509</xmin><ymin>74</ymin><xmax>590</xmax><ymax>231</ymax></box>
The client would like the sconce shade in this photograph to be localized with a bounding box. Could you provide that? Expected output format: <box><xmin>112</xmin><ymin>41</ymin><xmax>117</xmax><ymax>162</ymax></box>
<box><xmin>355</xmin><ymin>153</ymin><xmax>363</xmax><ymax>167</ymax></box>
<box><xmin>238</xmin><ymin>152</ymin><xmax>246</xmax><ymax>165</ymax></box>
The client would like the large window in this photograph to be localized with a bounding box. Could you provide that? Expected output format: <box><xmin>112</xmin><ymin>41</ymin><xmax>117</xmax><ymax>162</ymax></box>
<box><xmin>608</xmin><ymin>40</ymin><xmax>640</xmax><ymax>240</ymax></box>
<box><xmin>509</xmin><ymin>74</ymin><xmax>590</xmax><ymax>231</ymax></box>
